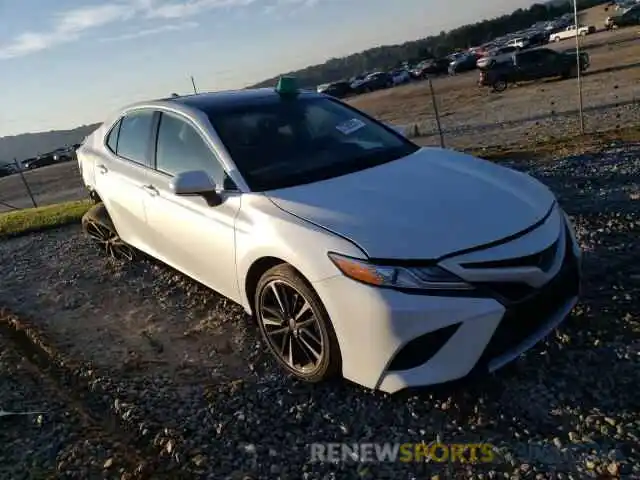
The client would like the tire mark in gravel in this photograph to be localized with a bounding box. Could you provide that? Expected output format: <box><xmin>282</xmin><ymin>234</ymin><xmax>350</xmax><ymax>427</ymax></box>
<box><xmin>0</xmin><ymin>309</ymin><xmax>186</xmax><ymax>479</ymax></box>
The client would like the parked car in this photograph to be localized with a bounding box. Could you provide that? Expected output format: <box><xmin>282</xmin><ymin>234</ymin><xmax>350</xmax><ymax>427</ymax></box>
<box><xmin>549</xmin><ymin>24</ymin><xmax>595</xmax><ymax>42</ymax></box>
<box><xmin>527</xmin><ymin>30</ymin><xmax>551</xmax><ymax>46</ymax></box>
<box><xmin>76</xmin><ymin>78</ymin><xmax>582</xmax><ymax>393</ymax></box>
<box><xmin>317</xmin><ymin>81</ymin><xmax>353</xmax><ymax>99</ymax></box>
<box><xmin>0</xmin><ymin>164</ymin><xmax>13</xmax><ymax>177</ymax></box>
<box><xmin>349</xmin><ymin>74</ymin><xmax>368</xmax><ymax>91</ymax></box>
<box><xmin>448</xmin><ymin>53</ymin><xmax>478</xmax><ymax>75</ymax></box>
<box><xmin>478</xmin><ymin>47</ymin><xmax>590</xmax><ymax>92</ymax></box>
<box><xmin>605</xmin><ymin>4</ymin><xmax>640</xmax><ymax>28</ymax></box>
<box><xmin>411</xmin><ymin>58</ymin><xmax>450</xmax><ymax>78</ymax></box>
<box><xmin>24</xmin><ymin>153</ymin><xmax>57</xmax><ymax>169</ymax></box>
<box><xmin>351</xmin><ymin>72</ymin><xmax>392</xmax><ymax>94</ymax></box>
<box><xmin>476</xmin><ymin>46</ymin><xmax>519</xmax><ymax>69</ymax></box>
<box><xmin>52</xmin><ymin>146</ymin><xmax>76</xmax><ymax>163</ymax></box>
<box><xmin>389</xmin><ymin>68</ymin><xmax>411</xmax><ymax>86</ymax></box>
<box><xmin>506</xmin><ymin>37</ymin><xmax>530</xmax><ymax>49</ymax></box>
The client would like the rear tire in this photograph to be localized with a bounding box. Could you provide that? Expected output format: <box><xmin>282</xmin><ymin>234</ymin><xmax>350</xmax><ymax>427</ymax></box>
<box><xmin>82</xmin><ymin>203</ymin><xmax>136</xmax><ymax>261</ymax></box>
<box><xmin>254</xmin><ymin>264</ymin><xmax>341</xmax><ymax>384</ymax></box>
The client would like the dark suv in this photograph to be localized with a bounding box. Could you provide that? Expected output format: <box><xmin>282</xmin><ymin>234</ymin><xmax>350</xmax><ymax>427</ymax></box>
<box><xmin>605</xmin><ymin>5</ymin><xmax>640</xmax><ymax>29</ymax></box>
<box><xmin>479</xmin><ymin>47</ymin><xmax>590</xmax><ymax>92</ymax></box>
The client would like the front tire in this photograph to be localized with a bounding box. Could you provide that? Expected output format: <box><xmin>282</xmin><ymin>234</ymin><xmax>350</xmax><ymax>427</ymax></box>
<box><xmin>254</xmin><ymin>264</ymin><xmax>341</xmax><ymax>383</ymax></box>
<box><xmin>82</xmin><ymin>203</ymin><xmax>136</xmax><ymax>261</ymax></box>
<box><xmin>492</xmin><ymin>78</ymin><xmax>508</xmax><ymax>92</ymax></box>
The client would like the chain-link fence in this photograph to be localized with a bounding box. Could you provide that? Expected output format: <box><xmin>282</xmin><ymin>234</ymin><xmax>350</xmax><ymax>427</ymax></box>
<box><xmin>0</xmin><ymin>157</ymin><xmax>85</xmax><ymax>214</ymax></box>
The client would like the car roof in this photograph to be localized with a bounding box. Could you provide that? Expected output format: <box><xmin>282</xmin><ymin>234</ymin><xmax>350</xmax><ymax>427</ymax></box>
<box><xmin>118</xmin><ymin>88</ymin><xmax>324</xmax><ymax>118</ymax></box>
<box><xmin>168</xmin><ymin>88</ymin><xmax>322</xmax><ymax>110</ymax></box>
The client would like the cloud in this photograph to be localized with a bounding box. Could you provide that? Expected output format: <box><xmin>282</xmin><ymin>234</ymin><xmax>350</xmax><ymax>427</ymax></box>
<box><xmin>0</xmin><ymin>0</ymin><xmax>323</xmax><ymax>59</ymax></box>
<box><xmin>99</xmin><ymin>21</ymin><xmax>198</xmax><ymax>42</ymax></box>
<box><xmin>0</xmin><ymin>3</ymin><xmax>133</xmax><ymax>59</ymax></box>
<box><xmin>142</xmin><ymin>0</ymin><xmax>256</xmax><ymax>19</ymax></box>
<box><xmin>263</xmin><ymin>0</ymin><xmax>319</xmax><ymax>17</ymax></box>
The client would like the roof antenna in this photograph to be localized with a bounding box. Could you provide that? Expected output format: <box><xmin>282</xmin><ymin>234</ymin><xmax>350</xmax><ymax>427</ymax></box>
<box><xmin>190</xmin><ymin>75</ymin><xmax>198</xmax><ymax>94</ymax></box>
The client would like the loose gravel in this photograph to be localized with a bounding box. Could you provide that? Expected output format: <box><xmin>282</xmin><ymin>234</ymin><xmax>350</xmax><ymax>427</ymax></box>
<box><xmin>1</xmin><ymin>143</ymin><xmax>639</xmax><ymax>479</ymax></box>
<box><xmin>0</xmin><ymin>333</ymin><xmax>145</xmax><ymax>479</ymax></box>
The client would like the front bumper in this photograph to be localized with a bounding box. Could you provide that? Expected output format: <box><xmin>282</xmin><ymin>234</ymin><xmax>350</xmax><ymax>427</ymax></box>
<box><xmin>313</xmin><ymin>217</ymin><xmax>581</xmax><ymax>394</ymax></box>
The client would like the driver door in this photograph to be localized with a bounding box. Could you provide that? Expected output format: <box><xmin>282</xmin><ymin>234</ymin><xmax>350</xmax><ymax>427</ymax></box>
<box><xmin>142</xmin><ymin>110</ymin><xmax>241</xmax><ymax>301</ymax></box>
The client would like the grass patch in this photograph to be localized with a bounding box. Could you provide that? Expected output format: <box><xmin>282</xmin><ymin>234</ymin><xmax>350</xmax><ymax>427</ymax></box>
<box><xmin>0</xmin><ymin>200</ymin><xmax>92</xmax><ymax>239</ymax></box>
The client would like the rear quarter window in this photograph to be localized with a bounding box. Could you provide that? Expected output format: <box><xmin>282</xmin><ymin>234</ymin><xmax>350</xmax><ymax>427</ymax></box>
<box><xmin>106</xmin><ymin>120</ymin><xmax>121</xmax><ymax>153</ymax></box>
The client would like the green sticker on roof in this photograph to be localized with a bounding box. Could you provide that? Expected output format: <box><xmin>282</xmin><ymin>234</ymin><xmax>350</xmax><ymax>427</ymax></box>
<box><xmin>276</xmin><ymin>76</ymin><xmax>298</xmax><ymax>95</ymax></box>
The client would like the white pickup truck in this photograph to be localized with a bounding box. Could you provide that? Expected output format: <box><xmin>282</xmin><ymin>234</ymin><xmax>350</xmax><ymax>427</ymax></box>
<box><xmin>550</xmin><ymin>25</ymin><xmax>595</xmax><ymax>42</ymax></box>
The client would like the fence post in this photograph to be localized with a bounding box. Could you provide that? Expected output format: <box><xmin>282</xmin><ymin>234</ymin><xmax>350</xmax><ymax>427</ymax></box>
<box><xmin>573</xmin><ymin>0</ymin><xmax>585</xmax><ymax>134</ymax></box>
<box><xmin>428</xmin><ymin>77</ymin><xmax>445</xmax><ymax>148</ymax></box>
<box><xmin>14</xmin><ymin>158</ymin><xmax>38</xmax><ymax>208</ymax></box>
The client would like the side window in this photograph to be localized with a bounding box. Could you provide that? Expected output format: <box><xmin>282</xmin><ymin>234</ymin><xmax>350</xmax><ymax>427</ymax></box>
<box><xmin>106</xmin><ymin>120</ymin><xmax>121</xmax><ymax>153</ymax></box>
<box><xmin>155</xmin><ymin>113</ymin><xmax>226</xmax><ymax>186</ymax></box>
<box><xmin>117</xmin><ymin>110</ymin><xmax>155</xmax><ymax>165</ymax></box>
<box><xmin>519</xmin><ymin>51</ymin><xmax>540</xmax><ymax>64</ymax></box>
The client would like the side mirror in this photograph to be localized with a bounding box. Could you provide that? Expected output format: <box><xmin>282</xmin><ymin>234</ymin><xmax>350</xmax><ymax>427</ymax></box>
<box><xmin>170</xmin><ymin>170</ymin><xmax>222</xmax><ymax>206</ymax></box>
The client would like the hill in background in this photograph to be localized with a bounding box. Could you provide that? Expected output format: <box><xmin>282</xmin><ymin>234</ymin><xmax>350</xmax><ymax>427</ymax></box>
<box><xmin>0</xmin><ymin>0</ymin><xmax>607</xmax><ymax>165</ymax></box>
<box><xmin>0</xmin><ymin>123</ymin><xmax>99</xmax><ymax>166</ymax></box>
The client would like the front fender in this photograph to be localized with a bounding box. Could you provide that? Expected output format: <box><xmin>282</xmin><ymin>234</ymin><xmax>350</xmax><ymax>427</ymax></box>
<box><xmin>234</xmin><ymin>195</ymin><xmax>366</xmax><ymax>312</ymax></box>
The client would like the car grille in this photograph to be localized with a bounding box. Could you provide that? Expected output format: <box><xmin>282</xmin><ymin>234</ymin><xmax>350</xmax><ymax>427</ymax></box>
<box><xmin>464</xmin><ymin>238</ymin><xmax>560</xmax><ymax>303</ymax></box>
<box><xmin>477</xmin><ymin>230</ymin><xmax>579</xmax><ymax>366</ymax></box>
<box><xmin>462</xmin><ymin>238</ymin><xmax>558</xmax><ymax>271</ymax></box>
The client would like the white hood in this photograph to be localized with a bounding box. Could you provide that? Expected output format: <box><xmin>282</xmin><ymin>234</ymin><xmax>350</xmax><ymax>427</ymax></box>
<box><xmin>267</xmin><ymin>148</ymin><xmax>555</xmax><ymax>259</ymax></box>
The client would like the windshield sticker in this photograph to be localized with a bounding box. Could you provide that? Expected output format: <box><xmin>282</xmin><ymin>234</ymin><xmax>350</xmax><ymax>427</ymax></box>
<box><xmin>336</xmin><ymin>118</ymin><xmax>366</xmax><ymax>135</ymax></box>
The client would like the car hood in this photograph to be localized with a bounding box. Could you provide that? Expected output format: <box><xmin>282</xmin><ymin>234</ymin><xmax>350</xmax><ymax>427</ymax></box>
<box><xmin>265</xmin><ymin>148</ymin><xmax>556</xmax><ymax>260</ymax></box>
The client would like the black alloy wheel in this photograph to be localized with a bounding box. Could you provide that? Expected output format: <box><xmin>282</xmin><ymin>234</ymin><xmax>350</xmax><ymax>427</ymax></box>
<box><xmin>255</xmin><ymin>264</ymin><xmax>340</xmax><ymax>383</ymax></box>
<box><xmin>81</xmin><ymin>203</ymin><xmax>135</xmax><ymax>261</ymax></box>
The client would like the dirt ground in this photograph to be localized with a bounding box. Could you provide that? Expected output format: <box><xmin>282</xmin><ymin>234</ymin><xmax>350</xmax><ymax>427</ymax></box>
<box><xmin>0</xmin><ymin>227</ymin><xmax>255</xmax><ymax>383</ymax></box>
<box><xmin>348</xmin><ymin>26</ymin><xmax>640</xmax><ymax>138</ymax></box>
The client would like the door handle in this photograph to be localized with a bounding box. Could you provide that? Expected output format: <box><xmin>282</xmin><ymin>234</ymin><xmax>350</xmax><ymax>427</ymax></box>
<box><xmin>97</xmin><ymin>164</ymin><xmax>108</xmax><ymax>175</ymax></box>
<box><xmin>142</xmin><ymin>184</ymin><xmax>159</xmax><ymax>196</ymax></box>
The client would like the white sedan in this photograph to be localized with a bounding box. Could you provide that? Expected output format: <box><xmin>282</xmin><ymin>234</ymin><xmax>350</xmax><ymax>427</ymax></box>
<box><xmin>77</xmin><ymin>78</ymin><xmax>582</xmax><ymax>393</ymax></box>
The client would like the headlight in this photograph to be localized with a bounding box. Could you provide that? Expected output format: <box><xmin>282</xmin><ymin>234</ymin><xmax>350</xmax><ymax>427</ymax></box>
<box><xmin>328</xmin><ymin>253</ymin><xmax>473</xmax><ymax>291</ymax></box>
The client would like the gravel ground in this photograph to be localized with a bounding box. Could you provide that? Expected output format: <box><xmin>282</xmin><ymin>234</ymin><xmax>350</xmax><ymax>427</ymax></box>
<box><xmin>0</xmin><ymin>333</ymin><xmax>146</xmax><ymax>479</ymax></box>
<box><xmin>1</xmin><ymin>143</ymin><xmax>639</xmax><ymax>478</ymax></box>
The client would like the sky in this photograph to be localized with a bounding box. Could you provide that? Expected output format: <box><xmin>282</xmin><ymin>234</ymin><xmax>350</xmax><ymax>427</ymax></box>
<box><xmin>0</xmin><ymin>0</ymin><xmax>538</xmax><ymax>137</ymax></box>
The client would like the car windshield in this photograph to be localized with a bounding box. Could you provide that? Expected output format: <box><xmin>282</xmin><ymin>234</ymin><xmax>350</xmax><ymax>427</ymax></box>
<box><xmin>205</xmin><ymin>96</ymin><xmax>418</xmax><ymax>191</ymax></box>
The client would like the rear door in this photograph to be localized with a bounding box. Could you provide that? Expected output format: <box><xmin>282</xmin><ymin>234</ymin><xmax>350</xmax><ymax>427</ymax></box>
<box><xmin>513</xmin><ymin>50</ymin><xmax>551</xmax><ymax>81</ymax></box>
<box><xmin>512</xmin><ymin>51</ymin><xmax>541</xmax><ymax>81</ymax></box>
<box><xmin>538</xmin><ymin>49</ymin><xmax>567</xmax><ymax>77</ymax></box>
<box><xmin>142</xmin><ymin>110</ymin><xmax>242</xmax><ymax>301</ymax></box>
<box><xmin>96</xmin><ymin>109</ymin><xmax>156</xmax><ymax>252</ymax></box>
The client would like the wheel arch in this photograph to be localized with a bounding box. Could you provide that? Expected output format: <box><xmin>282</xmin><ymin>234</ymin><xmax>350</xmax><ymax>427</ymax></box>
<box><xmin>88</xmin><ymin>188</ymin><xmax>102</xmax><ymax>204</ymax></box>
<box><xmin>244</xmin><ymin>256</ymin><xmax>314</xmax><ymax>316</ymax></box>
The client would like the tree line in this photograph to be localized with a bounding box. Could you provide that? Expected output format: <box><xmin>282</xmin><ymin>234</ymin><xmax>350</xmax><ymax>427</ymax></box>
<box><xmin>249</xmin><ymin>0</ymin><xmax>609</xmax><ymax>88</ymax></box>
